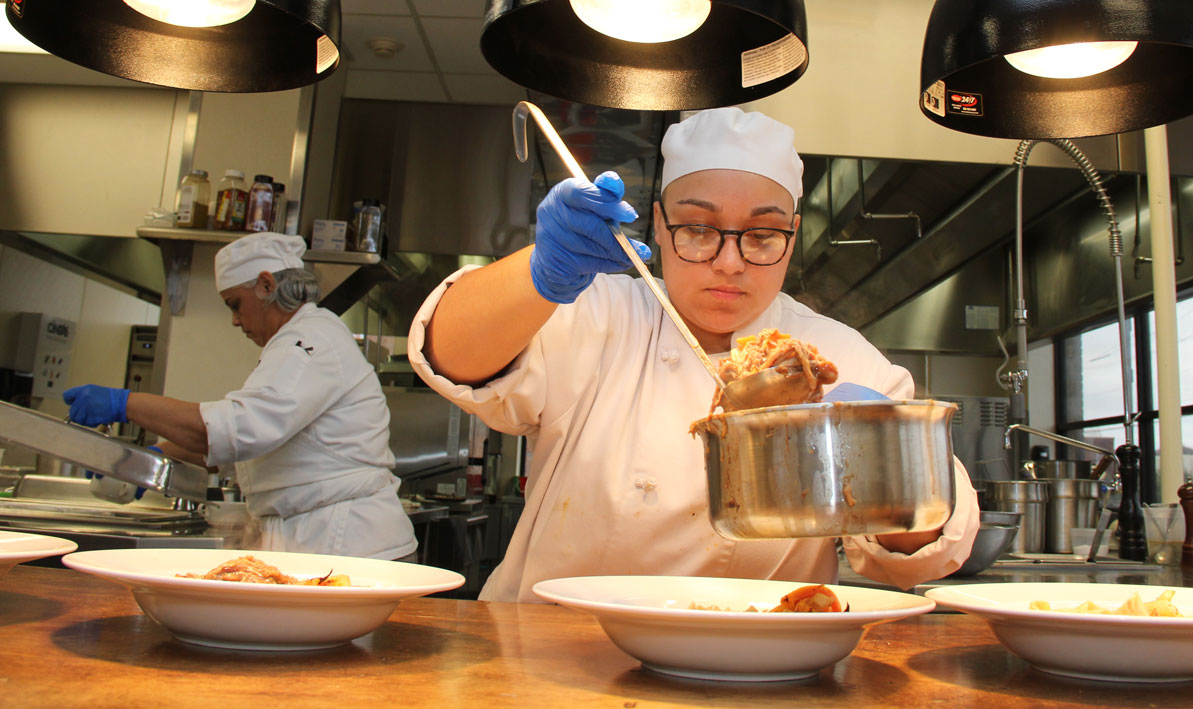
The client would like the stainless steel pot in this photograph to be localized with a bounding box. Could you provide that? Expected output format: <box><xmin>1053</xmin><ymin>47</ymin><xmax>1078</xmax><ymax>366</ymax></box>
<box><xmin>1021</xmin><ymin>459</ymin><xmax>1093</xmax><ymax>480</ymax></box>
<box><xmin>987</xmin><ymin>480</ymin><xmax>1048</xmax><ymax>553</ymax></box>
<box><xmin>691</xmin><ymin>400</ymin><xmax>957</xmax><ymax>539</ymax></box>
<box><xmin>1041</xmin><ymin>477</ymin><xmax>1102</xmax><ymax>553</ymax></box>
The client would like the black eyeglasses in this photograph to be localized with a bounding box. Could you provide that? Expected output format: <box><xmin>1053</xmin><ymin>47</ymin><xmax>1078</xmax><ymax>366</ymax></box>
<box><xmin>658</xmin><ymin>204</ymin><xmax>795</xmax><ymax>266</ymax></box>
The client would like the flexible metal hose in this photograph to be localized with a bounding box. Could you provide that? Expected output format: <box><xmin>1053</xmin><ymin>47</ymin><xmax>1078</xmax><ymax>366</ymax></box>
<box><xmin>1013</xmin><ymin>139</ymin><xmax>1122</xmax><ymax>257</ymax></box>
<box><xmin>1011</xmin><ymin>138</ymin><xmax>1134</xmax><ymax>446</ymax></box>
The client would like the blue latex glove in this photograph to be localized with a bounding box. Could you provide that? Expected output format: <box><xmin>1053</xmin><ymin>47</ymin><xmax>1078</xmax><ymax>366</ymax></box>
<box><xmin>822</xmin><ymin>382</ymin><xmax>889</xmax><ymax>402</ymax></box>
<box><xmin>63</xmin><ymin>384</ymin><xmax>130</xmax><ymax>426</ymax></box>
<box><xmin>85</xmin><ymin>445</ymin><xmax>158</xmax><ymax>501</ymax></box>
<box><xmin>529</xmin><ymin>171</ymin><xmax>650</xmax><ymax>304</ymax></box>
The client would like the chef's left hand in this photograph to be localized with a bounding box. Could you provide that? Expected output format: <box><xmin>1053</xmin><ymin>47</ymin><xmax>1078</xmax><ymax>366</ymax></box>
<box><xmin>64</xmin><ymin>384</ymin><xmax>130</xmax><ymax>426</ymax></box>
<box><xmin>825</xmin><ymin>384</ymin><xmax>944</xmax><ymax>553</ymax></box>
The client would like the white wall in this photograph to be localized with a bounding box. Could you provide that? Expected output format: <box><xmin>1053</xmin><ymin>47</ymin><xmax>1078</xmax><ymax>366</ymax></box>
<box><xmin>0</xmin><ymin>243</ymin><xmax>159</xmax><ymax>419</ymax></box>
<box><xmin>191</xmin><ymin>90</ymin><xmax>301</xmax><ymax>206</ymax></box>
<box><xmin>157</xmin><ymin>243</ymin><xmax>261</xmax><ymax>403</ymax></box>
<box><xmin>0</xmin><ymin>83</ymin><xmax>182</xmax><ymax>236</ymax></box>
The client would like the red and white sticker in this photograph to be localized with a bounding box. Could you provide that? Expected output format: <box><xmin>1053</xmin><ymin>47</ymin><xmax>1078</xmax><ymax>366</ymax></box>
<box><xmin>946</xmin><ymin>90</ymin><xmax>983</xmax><ymax>117</ymax></box>
<box><xmin>9</xmin><ymin>0</ymin><xmax>25</xmax><ymax>18</ymax></box>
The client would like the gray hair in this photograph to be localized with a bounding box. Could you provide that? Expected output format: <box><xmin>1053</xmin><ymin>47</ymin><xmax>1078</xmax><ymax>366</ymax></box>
<box><xmin>236</xmin><ymin>267</ymin><xmax>321</xmax><ymax>312</ymax></box>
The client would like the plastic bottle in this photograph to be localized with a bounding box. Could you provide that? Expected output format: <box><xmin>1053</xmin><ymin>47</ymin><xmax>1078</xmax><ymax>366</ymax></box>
<box><xmin>175</xmin><ymin>169</ymin><xmax>210</xmax><ymax>228</ymax></box>
<box><xmin>271</xmin><ymin>182</ymin><xmax>287</xmax><ymax>234</ymax></box>
<box><xmin>213</xmin><ymin>169</ymin><xmax>249</xmax><ymax>230</ymax></box>
<box><xmin>246</xmin><ymin>174</ymin><xmax>275</xmax><ymax>233</ymax></box>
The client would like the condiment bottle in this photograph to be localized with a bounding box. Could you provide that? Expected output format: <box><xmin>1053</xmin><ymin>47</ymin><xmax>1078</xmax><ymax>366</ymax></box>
<box><xmin>271</xmin><ymin>182</ymin><xmax>287</xmax><ymax>233</ymax></box>
<box><xmin>175</xmin><ymin>169</ymin><xmax>210</xmax><ymax>228</ymax></box>
<box><xmin>213</xmin><ymin>169</ymin><xmax>249</xmax><ymax>231</ymax></box>
<box><xmin>246</xmin><ymin>174</ymin><xmax>275</xmax><ymax>233</ymax></box>
<box><xmin>350</xmin><ymin>199</ymin><xmax>383</xmax><ymax>253</ymax></box>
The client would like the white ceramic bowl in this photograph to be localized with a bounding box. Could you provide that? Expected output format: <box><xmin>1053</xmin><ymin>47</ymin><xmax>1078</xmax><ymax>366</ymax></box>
<box><xmin>63</xmin><ymin>548</ymin><xmax>464</xmax><ymax>651</ymax></box>
<box><xmin>0</xmin><ymin>531</ymin><xmax>77</xmax><ymax>577</ymax></box>
<box><xmin>534</xmin><ymin>575</ymin><xmax>934</xmax><ymax>682</ymax></box>
<box><xmin>926</xmin><ymin>582</ymin><xmax>1193</xmax><ymax>682</ymax></box>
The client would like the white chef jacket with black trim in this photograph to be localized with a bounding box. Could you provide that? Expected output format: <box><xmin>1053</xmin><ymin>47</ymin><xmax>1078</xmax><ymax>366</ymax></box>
<box><xmin>409</xmin><ymin>270</ymin><xmax>978</xmax><ymax>602</ymax></box>
<box><xmin>201</xmin><ymin>302</ymin><xmax>416</xmax><ymax>560</ymax></box>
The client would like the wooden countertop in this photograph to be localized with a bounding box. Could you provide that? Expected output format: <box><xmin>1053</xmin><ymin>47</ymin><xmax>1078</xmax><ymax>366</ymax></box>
<box><xmin>1</xmin><ymin>565</ymin><xmax>1189</xmax><ymax>708</ymax></box>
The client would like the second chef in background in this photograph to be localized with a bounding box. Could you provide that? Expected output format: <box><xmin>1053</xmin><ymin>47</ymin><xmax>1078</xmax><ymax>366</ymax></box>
<box><xmin>64</xmin><ymin>233</ymin><xmax>416</xmax><ymax>561</ymax></box>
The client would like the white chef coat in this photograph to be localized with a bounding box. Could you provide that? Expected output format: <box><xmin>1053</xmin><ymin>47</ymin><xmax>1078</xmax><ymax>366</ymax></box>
<box><xmin>201</xmin><ymin>302</ymin><xmax>416</xmax><ymax>560</ymax></box>
<box><xmin>408</xmin><ymin>269</ymin><xmax>978</xmax><ymax>602</ymax></box>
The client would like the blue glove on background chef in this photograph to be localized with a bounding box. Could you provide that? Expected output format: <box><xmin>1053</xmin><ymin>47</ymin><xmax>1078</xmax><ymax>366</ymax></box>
<box><xmin>529</xmin><ymin>170</ymin><xmax>651</xmax><ymax>304</ymax></box>
<box><xmin>64</xmin><ymin>384</ymin><xmax>129</xmax><ymax>426</ymax></box>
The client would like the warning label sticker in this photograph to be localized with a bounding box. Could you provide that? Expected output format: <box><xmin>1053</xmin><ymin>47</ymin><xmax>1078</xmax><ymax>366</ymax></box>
<box><xmin>946</xmin><ymin>90</ymin><xmax>983</xmax><ymax>117</ymax></box>
<box><xmin>922</xmin><ymin>80</ymin><xmax>945</xmax><ymax>117</ymax></box>
<box><xmin>316</xmin><ymin>35</ymin><xmax>338</xmax><ymax>75</ymax></box>
<box><xmin>741</xmin><ymin>34</ymin><xmax>806</xmax><ymax>89</ymax></box>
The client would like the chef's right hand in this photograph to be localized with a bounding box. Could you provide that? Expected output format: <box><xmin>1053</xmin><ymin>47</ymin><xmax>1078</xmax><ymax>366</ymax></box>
<box><xmin>529</xmin><ymin>171</ymin><xmax>650</xmax><ymax>304</ymax></box>
<box><xmin>63</xmin><ymin>384</ymin><xmax>130</xmax><ymax>427</ymax></box>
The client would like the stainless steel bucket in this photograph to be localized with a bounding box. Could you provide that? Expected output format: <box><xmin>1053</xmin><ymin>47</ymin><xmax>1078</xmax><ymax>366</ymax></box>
<box><xmin>691</xmin><ymin>400</ymin><xmax>957</xmax><ymax>540</ymax></box>
<box><xmin>987</xmin><ymin>480</ymin><xmax>1048</xmax><ymax>553</ymax></box>
<box><xmin>1022</xmin><ymin>459</ymin><xmax>1093</xmax><ymax>480</ymax></box>
<box><xmin>1041</xmin><ymin>477</ymin><xmax>1101</xmax><ymax>553</ymax></box>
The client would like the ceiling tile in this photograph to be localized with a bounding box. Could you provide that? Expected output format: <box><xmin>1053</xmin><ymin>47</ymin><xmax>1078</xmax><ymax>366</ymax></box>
<box><xmin>421</xmin><ymin>17</ymin><xmax>491</xmax><ymax>74</ymax></box>
<box><xmin>341</xmin><ymin>0</ymin><xmax>411</xmax><ymax>16</ymax></box>
<box><xmin>409</xmin><ymin>0</ymin><xmax>484</xmax><ymax>19</ymax></box>
<box><xmin>345</xmin><ymin>70</ymin><xmax>448</xmax><ymax>102</ymax></box>
<box><xmin>442</xmin><ymin>73</ymin><xmax>527</xmax><ymax>106</ymax></box>
<box><xmin>341</xmin><ymin>15</ymin><xmax>434</xmax><ymax>72</ymax></box>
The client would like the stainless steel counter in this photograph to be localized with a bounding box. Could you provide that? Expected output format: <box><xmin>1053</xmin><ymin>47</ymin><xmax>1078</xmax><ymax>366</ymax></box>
<box><xmin>838</xmin><ymin>555</ymin><xmax>1193</xmax><ymax>596</ymax></box>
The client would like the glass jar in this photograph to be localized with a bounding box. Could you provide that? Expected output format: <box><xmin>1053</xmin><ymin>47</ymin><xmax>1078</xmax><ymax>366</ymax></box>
<box><xmin>271</xmin><ymin>182</ymin><xmax>286</xmax><ymax>233</ymax></box>
<box><xmin>246</xmin><ymin>174</ymin><xmax>275</xmax><ymax>233</ymax></box>
<box><xmin>350</xmin><ymin>199</ymin><xmax>383</xmax><ymax>253</ymax></box>
<box><xmin>213</xmin><ymin>169</ymin><xmax>249</xmax><ymax>231</ymax></box>
<box><xmin>175</xmin><ymin>169</ymin><xmax>210</xmax><ymax>228</ymax></box>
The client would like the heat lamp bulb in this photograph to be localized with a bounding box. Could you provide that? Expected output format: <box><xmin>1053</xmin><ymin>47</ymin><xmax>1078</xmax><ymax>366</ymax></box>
<box><xmin>569</xmin><ymin>0</ymin><xmax>711</xmax><ymax>44</ymax></box>
<box><xmin>1005</xmin><ymin>41</ymin><xmax>1138</xmax><ymax>79</ymax></box>
<box><xmin>123</xmin><ymin>0</ymin><xmax>256</xmax><ymax>28</ymax></box>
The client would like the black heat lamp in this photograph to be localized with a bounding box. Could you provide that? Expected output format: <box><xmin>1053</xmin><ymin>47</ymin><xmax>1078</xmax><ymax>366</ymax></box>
<box><xmin>481</xmin><ymin>0</ymin><xmax>808</xmax><ymax>111</ymax></box>
<box><xmin>4</xmin><ymin>0</ymin><xmax>340</xmax><ymax>92</ymax></box>
<box><xmin>919</xmin><ymin>0</ymin><xmax>1193</xmax><ymax>139</ymax></box>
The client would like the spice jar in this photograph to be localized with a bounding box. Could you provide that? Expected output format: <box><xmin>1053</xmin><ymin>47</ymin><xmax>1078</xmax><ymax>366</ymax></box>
<box><xmin>213</xmin><ymin>169</ymin><xmax>249</xmax><ymax>231</ymax></box>
<box><xmin>246</xmin><ymin>174</ymin><xmax>275</xmax><ymax>233</ymax></box>
<box><xmin>175</xmin><ymin>169</ymin><xmax>210</xmax><ymax>228</ymax></box>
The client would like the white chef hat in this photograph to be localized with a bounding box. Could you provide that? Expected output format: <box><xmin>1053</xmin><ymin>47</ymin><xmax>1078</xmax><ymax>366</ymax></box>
<box><xmin>660</xmin><ymin>107</ymin><xmax>804</xmax><ymax>209</ymax></box>
<box><xmin>214</xmin><ymin>232</ymin><xmax>306</xmax><ymax>292</ymax></box>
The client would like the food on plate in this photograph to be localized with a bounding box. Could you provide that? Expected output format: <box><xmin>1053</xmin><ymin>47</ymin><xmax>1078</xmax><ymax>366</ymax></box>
<box><xmin>688</xmin><ymin>583</ymin><xmax>848</xmax><ymax>613</ymax></box>
<box><xmin>771</xmin><ymin>584</ymin><xmax>847</xmax><ymax>613</ymax></box>
<box><xmin>711</xmin><ymin>329</ymin><xmax>838</xmax><ymax>411</ymax></box>
<box><xmin>177</xmin><ymin>555</ymin><xmax>351</xmax><ymax>586</ymax></box>
<box><xmin>1029</xmin><ymin>589</ymin><xmax>1185</xmax><ymax>617</ymax></box>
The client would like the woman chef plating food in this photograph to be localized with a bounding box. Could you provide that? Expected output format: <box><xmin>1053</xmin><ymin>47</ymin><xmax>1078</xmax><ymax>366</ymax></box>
<box><xmin>410</xmin><ymin>107</ymin><xmax>979</xmax><ymax>602</ymax></box>
<box><xmin>64</xmin><ymin>233</ymin><xmax>417</xmax><ymax>561</ymax></box>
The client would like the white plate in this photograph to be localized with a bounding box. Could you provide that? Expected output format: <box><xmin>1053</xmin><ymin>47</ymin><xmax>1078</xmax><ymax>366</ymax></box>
<box><xmin>533</xmin><ymin>575</ymin><xmax>934</xmax><ymax>682</ymax></box>
<box><xmin>926</xmin><ymin>582</ymin><xmax>1193</xmax><ymax>682</ymax></box>
<box><xmin>63</xmin><ymin>548</ymin><xmax>464</xmax><ymax>651</ymax></box>
<box><xmin>0</xmin><ymin>530</ymin><xmax>77</xmax><ymax>577</ymax></box>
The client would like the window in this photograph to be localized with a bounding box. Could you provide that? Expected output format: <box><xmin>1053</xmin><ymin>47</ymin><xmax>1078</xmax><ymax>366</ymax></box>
<box><xmin>1057</xmin><ymin>292</ymin><xmax>1193</xmax><ymax>502</ymax></box>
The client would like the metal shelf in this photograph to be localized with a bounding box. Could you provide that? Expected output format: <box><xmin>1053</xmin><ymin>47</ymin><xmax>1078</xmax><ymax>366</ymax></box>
<box><xmin>135</xmin><ymin>227</ymin><xmax>398</xmax><ymax>315</ymax></box>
